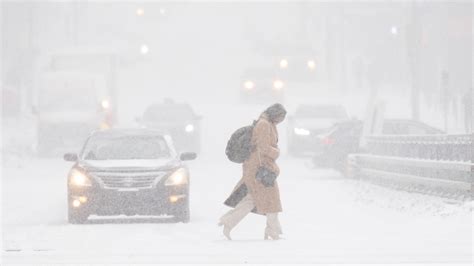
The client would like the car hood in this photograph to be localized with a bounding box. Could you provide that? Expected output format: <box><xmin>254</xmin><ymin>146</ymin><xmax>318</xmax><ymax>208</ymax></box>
<box><xmin>80</xmin><ymin>158</ymin><xmax>180</xmax><ymax>172</ymax></box>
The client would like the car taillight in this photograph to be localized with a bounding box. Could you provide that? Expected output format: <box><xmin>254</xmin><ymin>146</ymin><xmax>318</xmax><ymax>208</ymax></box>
<box><xmin>322</xmin><ymin>137</ymin><xmax>335</xmax><ymax>145</ymax></box>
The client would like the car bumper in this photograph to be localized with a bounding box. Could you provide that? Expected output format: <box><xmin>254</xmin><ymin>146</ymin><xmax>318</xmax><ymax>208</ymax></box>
<box><xmin>68</xmin><ymin>184</ymin><xmax>188</xmax><ymax>216</ymax></box>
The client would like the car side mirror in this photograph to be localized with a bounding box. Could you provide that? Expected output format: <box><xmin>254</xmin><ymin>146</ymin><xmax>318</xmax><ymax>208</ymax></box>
<box><xmin>64</xmin><ymin>153</ymin><xmax>78</xmax><ymax>162</ymax></box>
<box><xmin>180</xmin><ymin>152</ymin><xmax>197</xmax><ymax>161</ymax></box>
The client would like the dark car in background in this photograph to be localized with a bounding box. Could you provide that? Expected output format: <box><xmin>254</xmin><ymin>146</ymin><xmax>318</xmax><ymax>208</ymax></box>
<box><xmin>139</xmin><ymin>100</ymin><xmax>201</xmax><ymax>153</ymax></box>
<box><xmin>287</xmin><ymin>104</ymin><xmax>348</xmax><ymax>155</ymax></box>
<box><xmin>64</xmin><ymin>129</ymin><xmax>197</xmax><ymax>224</ymax></box>
<box><xmin>312</xmin><ymin>119</ymin><xmax>444</xmax><ymax>170</ymax></box>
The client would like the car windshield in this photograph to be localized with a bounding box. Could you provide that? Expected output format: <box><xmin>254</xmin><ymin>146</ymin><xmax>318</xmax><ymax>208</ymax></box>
<box><xmin>82</xmin><ymin>135</ymin><xmax>171</xmax><ymax>160</ymax></box>
<box><xmin>329</xmin><ymin>121</ymin><xmax>363</xmax><ymax>138</ymax></box>
<box><xmin>144</xmin><ymin>104</ymin><xmax>195</xmax><ymax>122</ymax></box>
<box><xmin>295</xmin><ymin>105</ymin><xmax>347</xmax><ymax>119</ymax></box>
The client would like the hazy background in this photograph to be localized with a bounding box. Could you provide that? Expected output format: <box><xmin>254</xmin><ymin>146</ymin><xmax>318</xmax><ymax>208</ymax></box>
<box><xmin>1</xmin><ymin>1</ymin><xmax>473</xmax><ymax>265</ymax></box>
<box><xmin>2</xmin><ymin>1</ymin><xmax>472</xmax><ymax>131</ymax></box>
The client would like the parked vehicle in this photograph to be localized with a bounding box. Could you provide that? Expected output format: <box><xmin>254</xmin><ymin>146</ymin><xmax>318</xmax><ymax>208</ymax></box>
<box><xmin>312</xmin><ymin>119</ymin><xmax>363</xmax><ymax>169</ymax></box>
<box><xmin>139</xmin><ymin>100</ymin><xmax>201</xmax><ymax>153</ymax></box>
<box><xmin>63</xmin><ymin>129</ymin><xmax>197</xmax><ymax>224</ymax></box>
<box><xmin>312</xmin><ymin>119</ymin><xmax>444</xmax><ymax>170</ymax></box>
<box><xmin>41</xmin><ymin>47</ymin><xmax>119</xmax><ymax>123</ymax></box>
<box><xmin>34</xmin><ymin>71</ymin><xmax>112</xmax><ymax>156</ymax></box>
<box><xmin>287</xmin><ymin>104</ymin><xmax>348</xmax><ymax>155</ymax></box>
<box><xmin>34</xmin><ymin>47</ymin><xmax>119</xmax><ymax>156</ymax></box>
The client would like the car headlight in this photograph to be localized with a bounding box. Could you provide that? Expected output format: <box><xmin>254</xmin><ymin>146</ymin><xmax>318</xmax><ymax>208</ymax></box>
<box><xmin>243</xmin><ymin>80</ymin><xmax>254</xmax><ymax>90</ymax></box>
<box><xmin>279</xmin><ymin>59</ymin><xmax>288</xmax><ymax>69</ymax></box>
<box><xmin>101</xmin><ymin>99</ymin><xmax>110</xmax><ymax>110</ymax></box>
<box><xmin>294</xmin><ymin>127</ymin><xmax>310</xmax><ymax>136</ymax></box>
<box><xmin>100</xmin><ymin>121</ymin><xmax>110</xmax><ymax>130</ymax></box>
<box><xmin>273</xmin><ymin>79</ymin><xmax>284</xmax><ymax>90</ymax></box>
<box><xmin>165</xmin><ymin>168</ymin><xmax>189</xmax><ymax>186</ymax></box>
<box><xmin>69</xmin><ymin>168</ymin><xmax>92</xmax><ymax>187</ymax></box>
<box><xmin>185</xmin><ymin>124</ymin><xmax>194</xmax><ymax>133</ymax></box>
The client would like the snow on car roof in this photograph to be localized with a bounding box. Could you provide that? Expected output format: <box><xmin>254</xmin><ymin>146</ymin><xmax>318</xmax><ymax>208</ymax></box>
<box><xmin>90</xmin><ymin>128</ymin><xmax>165</xmax><ymax>138</ymax></box>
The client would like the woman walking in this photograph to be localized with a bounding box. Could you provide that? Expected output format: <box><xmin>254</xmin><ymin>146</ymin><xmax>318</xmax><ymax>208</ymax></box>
<box><xmin>219</xmin><ymin>103</ymin><xmax>286</xmax><ymax>240</ymax></box>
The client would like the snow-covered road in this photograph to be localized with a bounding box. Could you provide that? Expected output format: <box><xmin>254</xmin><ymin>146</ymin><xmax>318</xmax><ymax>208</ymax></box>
<box><xmin>2</xmin><ymin>154</ymin><xmax>472</xmax><ymax>265</ymax></box>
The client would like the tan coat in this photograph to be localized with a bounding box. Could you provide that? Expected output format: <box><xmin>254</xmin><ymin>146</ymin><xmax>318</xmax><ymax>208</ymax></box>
<box><xmin>225</xmin><ymin>113</ymin><xmax>282</xmax><ymax>214</ymax></box>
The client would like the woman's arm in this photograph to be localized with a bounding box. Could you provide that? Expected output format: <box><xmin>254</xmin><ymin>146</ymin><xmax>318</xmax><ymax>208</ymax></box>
<box><xmin>254</xmin><ymin>120</ymin><xmax>280</xmax><ymax>160</ymax></box>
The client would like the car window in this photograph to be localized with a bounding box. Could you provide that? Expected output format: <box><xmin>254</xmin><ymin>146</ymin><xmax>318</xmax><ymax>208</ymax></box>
<box><xmin>331</xmin><ymin>122</ymin><xmax>362</xmax><ymax>138</ymax></box>
<box><xmin>82</xmin><ymin>135</ymin><xmax>171</xmax><ymax>160</ymax></box>
<box><xmin>406</xmin><ymin>124</ymin><xmax>430</xmax><ymax>134</ymax></box>
<box><xmin>407</xmin><ymin>123</ymin><xmax>443</xmax><ymax>134</ymax></box>
<box><xmin>383</xmin><ymin>122</ymin><xmax>408</xmax><ymax>135</ymax></box>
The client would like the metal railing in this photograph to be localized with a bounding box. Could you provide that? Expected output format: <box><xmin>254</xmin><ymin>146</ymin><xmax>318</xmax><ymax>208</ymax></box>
<box><xmin>365</xmin><ymin>134</ymin><xmax>472</xmax><ymax>162</ymax></box>
<box><xmin>348</xmin><ymin>134</ymin><xmax>473</xmax><ymax>198</ymax></box>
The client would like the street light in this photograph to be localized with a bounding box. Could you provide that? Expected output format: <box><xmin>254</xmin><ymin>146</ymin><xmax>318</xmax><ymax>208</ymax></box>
<box><xmin>136</xmin><ymin>8</ymin><xmax>144</xmax><ymax>16</ymax></box>
<box><xmin>243</xmin><ymin>80</ymin><xmax>255</xmax><ymax>90</ymax></box>
<box><xmin>307</xmin><ymin>60</ymin><xmax>316</xmax><ymax>70</ymax></box>
<box><xmin>279</xmin><ymin>59</ymin><xmax>288</xmax><ymax>69</ymax></box>
<box><xmin>140</xmin><ymin>44</ymin><xmax>149</xmax><ymax>55</ymax></box>
<box><xmin>391</xmin><ymin>26</ymin><xmax>398</xmax><ymax>35</ymax></box>
<box><xmin>273</xmin><ymin>79</ymin><xmax>284</xmax><ymax>90</ymax></box>
<box><xmin>160</xmin><ymin>8</ymin><xmax>166</xmax><ymax>15</ymax></box>
<box><xmin>101</xmin><ymin>99</ymin><xmax>110</xmax><ymax>110</ymax></box>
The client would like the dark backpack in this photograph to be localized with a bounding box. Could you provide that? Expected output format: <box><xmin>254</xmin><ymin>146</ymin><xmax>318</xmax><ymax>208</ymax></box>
<box><xmin>225</xmin><ymin>120</ymin><xmax>257</xmax><ymax>163</ymax></box>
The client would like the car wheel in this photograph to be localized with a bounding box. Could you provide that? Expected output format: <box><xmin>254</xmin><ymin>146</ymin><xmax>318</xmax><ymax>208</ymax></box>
<box><xmin>68</xmin><ymin>208</ymin><xmax>89</xmax><ymax>224</ymax></box>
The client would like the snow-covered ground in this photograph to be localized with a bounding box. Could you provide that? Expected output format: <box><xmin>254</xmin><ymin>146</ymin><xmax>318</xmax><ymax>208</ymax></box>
<box><xmin>2</xmin><ymin>153</ymin><xmax>472</xmax><ymax>265</ymax></box>
<box><xmin>1</xmin><ymin>103</ymin><xmax>472</xmax><ymax>265</ymax></box>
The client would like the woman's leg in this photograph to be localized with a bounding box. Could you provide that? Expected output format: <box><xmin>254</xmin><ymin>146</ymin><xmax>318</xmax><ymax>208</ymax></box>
<box><xmin>219</xmin><ymin>194</ymin><xmax>255</xmax><ymax>230</ymax></box>
<box><xmin>265</xmin><ymin>213</ymin><xmax>282</xmax><ymax>240</ymax></box>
